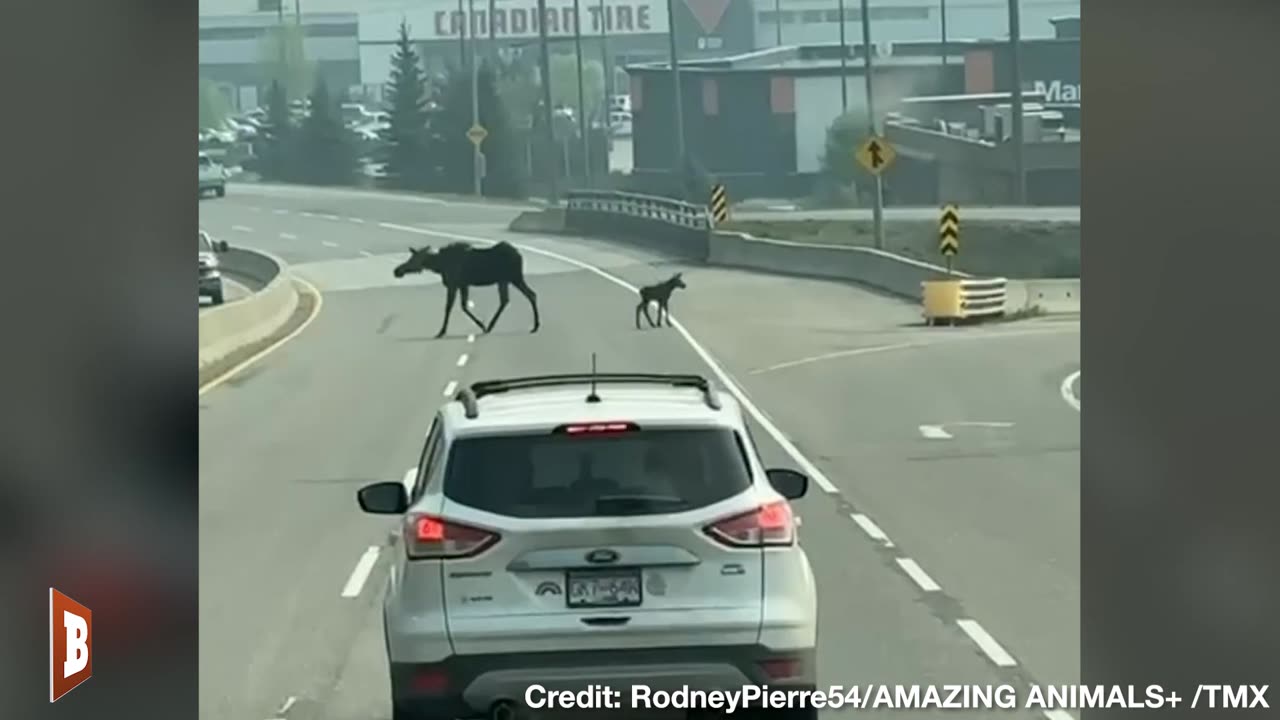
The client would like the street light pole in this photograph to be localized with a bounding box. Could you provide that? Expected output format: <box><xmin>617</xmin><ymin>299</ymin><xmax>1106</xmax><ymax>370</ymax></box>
<box><xmin>573</xmin><ymin>0</ymin><xmax>590</xmax><ymax>185</ymax></box>
<box><xmin>535</xmin><ymin>0</ymin><xmax>558</xmax><ymax>202</ymax></box>
<box><xmin>457</xmin><ymin>0</ymin><xmax>466</xmax><ymax>67</ymax></box>
<box><xmin>838</xmin><ymin>0</ymin><xmax>848</xmax><ymax>110</ymax></box>
<box><xmin>666</xmin><ymin>0</ymin><xmax>687</xmax><ymax>189</ymax></box>
<box><xmin>469</xmin><ymin>0</ymin><xmax>482</xmax><ymax>196</ymax></box>
<box><xmin>598</xmin><ymin>0</ymin><xmax>611</xmax><ymax>175</ymax></box>
<box><xmin>1008</xmin><ymin>0</ymin><xmax>1026</xmax><ymax>204</ymax></box>
<box><xmin>858</xmin><ymin>0</ymin><xmax>885</xmax><ymax>249</ymax></box>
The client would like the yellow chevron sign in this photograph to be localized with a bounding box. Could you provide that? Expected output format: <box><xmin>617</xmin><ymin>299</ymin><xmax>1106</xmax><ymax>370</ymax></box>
<box><xmin>939</xmin><ymin>204</ymin><xmax>960</xmax><ymax>256</ymax></box>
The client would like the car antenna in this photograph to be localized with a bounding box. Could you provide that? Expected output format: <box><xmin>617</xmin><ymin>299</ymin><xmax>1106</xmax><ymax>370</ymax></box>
<box><xmin>586</xmin><ymin>352</ymin><xmax>601</xmax><ymax>403</ymax></box>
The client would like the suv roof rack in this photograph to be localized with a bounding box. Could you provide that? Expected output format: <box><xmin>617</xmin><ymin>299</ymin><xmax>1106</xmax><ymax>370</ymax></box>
<box><xmin>453</xmin><ymin>373</ymin><xmax>722</xmax><ymax>419</ymax></box>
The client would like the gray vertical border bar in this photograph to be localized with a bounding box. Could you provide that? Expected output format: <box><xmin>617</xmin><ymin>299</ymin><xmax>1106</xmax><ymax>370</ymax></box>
<box><xmin>1084</xmin><ymin>1</ymin><xmax>1280</xmax><ymax>716</ymax></box>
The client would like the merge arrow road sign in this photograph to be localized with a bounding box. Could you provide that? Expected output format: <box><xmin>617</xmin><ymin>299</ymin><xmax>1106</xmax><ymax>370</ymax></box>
<box><xmin>855</xmin><ymin>135</ymin><xmax>896</xmax><ymax>175</ymax></box>
<box><xmin>939</xmin><ymin>203</ymin><xmax>960</xmax><ymax>256</ymax></box>
<box><xmin>467</xmin><ymin>124</ymin><xmax>488</xmax><ymax>146</ymax></box>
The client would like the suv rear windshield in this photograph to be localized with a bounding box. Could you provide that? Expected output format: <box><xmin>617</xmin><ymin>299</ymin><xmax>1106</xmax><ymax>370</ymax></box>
<box><xmin>443</xmin><ymin>428</ymin><xmax>752</xmax><ymax>518</ymax></box>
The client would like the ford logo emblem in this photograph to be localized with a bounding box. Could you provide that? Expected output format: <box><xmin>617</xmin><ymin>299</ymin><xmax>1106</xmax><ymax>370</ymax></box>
<box><xmin>585</xmin><ymin>548</ymin><xmax>619</xmax><ymax>564</ymax></box>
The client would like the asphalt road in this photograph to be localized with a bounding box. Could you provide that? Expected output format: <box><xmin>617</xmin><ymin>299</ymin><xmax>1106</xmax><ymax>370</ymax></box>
<box><xmin>198</xmin><ymin>185</ymin><xmax>1080</xmax><ymax>720</ymax></box>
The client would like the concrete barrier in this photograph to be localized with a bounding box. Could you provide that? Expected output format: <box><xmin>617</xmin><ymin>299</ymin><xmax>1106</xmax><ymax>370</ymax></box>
<box><xmin>1005</xmin><ymin>278</ymin><xmax>1081</xmax><ymax>314</ymax></box>
<box><xmin>509</xmin><ymin>208</ymin><xmax>566</xmax><ymax>233</ymax></box>
<box><xmin>199</xmin><ymin>248</ymin><xmax>299</xmax><ymax>371</ymax></box>
<box><xmin>709</xmin><ymin>231</ymin><xmax>964</xmax><ymax>301</ymax></box>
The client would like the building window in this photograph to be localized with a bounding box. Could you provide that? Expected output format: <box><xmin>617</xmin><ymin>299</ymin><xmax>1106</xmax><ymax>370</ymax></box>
<box><xmin>801</xmin><ymin>10</ymin><xmax>826</xmax><ymax>24</ymax></box>
<box><xmin>199</xmin><ymin>23</ymin><xmax>358</xmax><ymax>41</ymax></box>
<box><xmin>258</xmin><ymin>0</ymin><xmax>282</xmax><ymax>11</ymax></box>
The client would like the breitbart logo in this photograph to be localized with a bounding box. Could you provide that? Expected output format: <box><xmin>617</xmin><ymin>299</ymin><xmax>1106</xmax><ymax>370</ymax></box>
<box><xmin>49</xmin><ymin>588</ymin><xmax>93</xmax><ymax>702</ymax></box>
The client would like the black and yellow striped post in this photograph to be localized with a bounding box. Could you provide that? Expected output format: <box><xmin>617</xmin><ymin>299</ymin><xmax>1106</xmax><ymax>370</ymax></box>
<box><xmin>939</xmin><ymin>203</ymin><xmax>960</xmax><ymax>274</ymax></box>
<box><xmin>709</xmin><ymin>184</ymin><xmax>729</xmax><ymax>226</ymax></box>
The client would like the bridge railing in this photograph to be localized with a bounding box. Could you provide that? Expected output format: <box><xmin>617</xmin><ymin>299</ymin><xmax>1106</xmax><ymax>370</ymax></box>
<box><xmin>563</xmin><ymin>189</ymin><xmax>711</xmax><ymax>260</ymax></box>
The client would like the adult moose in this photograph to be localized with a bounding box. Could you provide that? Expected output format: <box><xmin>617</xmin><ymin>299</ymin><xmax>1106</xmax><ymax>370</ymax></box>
<box><xmin>392</xmin><ymin>242</ymin><xmax>540</xmax><ymax>338</ymax></box>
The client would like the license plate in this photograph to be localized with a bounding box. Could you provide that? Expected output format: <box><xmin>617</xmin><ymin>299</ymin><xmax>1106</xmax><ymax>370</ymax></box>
<box><xmin>565</xmin><ymin>568</ymin><xmax>643</xmax><ymax>608</ymax></box>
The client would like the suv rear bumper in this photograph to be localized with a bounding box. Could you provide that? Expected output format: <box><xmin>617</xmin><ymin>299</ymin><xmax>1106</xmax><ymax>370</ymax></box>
<box><xmin>391</xmin><ymin>644</ymin><xmax>816</xmax><ymax>717</ymax></box>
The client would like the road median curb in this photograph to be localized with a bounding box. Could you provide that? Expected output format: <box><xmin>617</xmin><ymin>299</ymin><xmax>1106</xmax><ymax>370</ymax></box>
<box><xmin>199</xmin><ymin>247</ymin><xmax>299</xmax><ymax>372</ymax></box>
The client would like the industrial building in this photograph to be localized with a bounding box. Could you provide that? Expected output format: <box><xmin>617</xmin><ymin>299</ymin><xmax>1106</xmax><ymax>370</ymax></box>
<box><xmin>624</xmin><ymin>13</ymin><xmax>1079</xmax><ymax>204</ymax></box>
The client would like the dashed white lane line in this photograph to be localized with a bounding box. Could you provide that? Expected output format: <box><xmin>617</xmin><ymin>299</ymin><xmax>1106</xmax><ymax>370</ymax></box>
<box><xmin>895</xmin><ymin>558</ymin><xmax>942</xmax><ymax>592</ymax></box>
<box><xmin>918</xmin><ymin>424</ymin><xmax>953</xmax><ymax>440</ymax></box>
<box><xmin>359</xmin><ymin>250</ymin><xmax>374</xmax><ymax>257</ymax></box>
<box><xmin>956</xmin><ymin>619</ymin><xmax>1018</xmax><ymax>667</ymax></box>
<box><xmin>466</xmin><ymin>299</ymin><xmax>475</xmax><ymax>309</ymax></box>
<box><xmin>232</xmin><ymin>225</ymin><xmax>253</xmax><ymax>233</ymax></box>
<box><xmin>318</xmin><ymin>213</ymin><xmax>340</xmax><ymax>220</ymax></box>
<box><xmin>1042</xmin><ymin>711</ymin><xmax>1076</xmax><ymax>720</ymax></box>
<box><xmin>466</xmin><ymin>334</ymin><xmax>475</xmax><ymax>343</ymax></box>
<box><xmin>267</xmin><ymin>695</ymin><xmax>297</xmax><ymax>718</ymax></box>
<box><xmin>322</xmin><ymin>241</ymin><xmax>339</xmax><ymax>248</ymax></box>
<box><xmin>1060</xmin><ymin>370</ymin><xmax>1081</xmax><ymax>411</ymax></box>
<box><xmin>347</xmin><ymin>217</ymin><xmax>365</xmax><ymax>224</ymax></box>
<box><xmin>340</xmin><ymin>546</ymin><xmax>380</xmax><ymax>598</ymax></box>
<box><xmin>273</xmin><ymin>209</ymin><xmax>289</xmax><ymax>215</ymax></box>
<box><xmin>279</xmin><ymin>232</ymin><xmax>298</xmax><ymax>240</ymax></box>
<box><xmin>850</xmin><ymin>513</ymin><xmax>894</xmax><ymax>547</ymax></box>
<box><xmin>443</xmin><ymin>380</ymin><xmax>458</xmax><ymax>397</ymax></box>
<box><xmin>456</xmin><ymin>354</ymin><xmax>469</xmax><ymax>367</ymax></box>
<box><xmin>300</xmin><ymin>211</ymin><xmax>319</xmax><ymax>218</ymax></box>
<box><xmin>376</xmin><ymin>221</ymin><xmax>842</xmax><ymax>495</ymax></box>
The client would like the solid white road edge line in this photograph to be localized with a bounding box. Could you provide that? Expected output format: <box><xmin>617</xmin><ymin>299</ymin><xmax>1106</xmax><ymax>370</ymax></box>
<box><xmin>956</xmin><ymin>619</ymin><xmax>1018</xmax><ymax>667</ymax></box>
<box><xmin>373</xmin><ymin>222</ymin><xmax>840</xmax><ymax>494</ymax></box>
<box><xmin>895</xmin><ymin>558</ymin><xmax>942</xmax><ymax>592</ymax></box>
<box><xmin>1060</xmin><ymin>370</ymin><xmax>1081</xmax><ymax>411</ymax></box>
<box><xmin>340</xmin><ymin>546</ymin><xmax>380</xmax><ymax>598</ymax></box>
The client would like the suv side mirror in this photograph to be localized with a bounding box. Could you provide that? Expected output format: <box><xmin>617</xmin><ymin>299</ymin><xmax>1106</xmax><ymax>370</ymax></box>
<box><xmin>214</xmin><ymin>240</ymin><xmax>230</xmax><ymax>253</ymax></box>
<box><xmin>765</xmin><ymin>468</ymin><xmax>808</xmax><ymax>500</ymax></box>
<box><xmin>357</xmin><ymin>481</ymin><xmax>409</xmax><ymax>514</ymax></box>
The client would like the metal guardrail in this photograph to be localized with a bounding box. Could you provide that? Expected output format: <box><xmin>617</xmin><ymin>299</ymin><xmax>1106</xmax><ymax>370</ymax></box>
<box><xmin>565</xmin><ymin>189</ymin><xmax>711</xmax><ymax>231</ymax></box>
<box><xmin>921</xmin><ymin>277</ymin><xmax>1008</xmax><ymax>325</ymax></box>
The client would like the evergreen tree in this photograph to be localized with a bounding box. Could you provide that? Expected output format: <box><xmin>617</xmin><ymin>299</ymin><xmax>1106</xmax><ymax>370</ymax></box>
<box><xmin>294</xmin><ymin>78</ymin><xmax>359</xmax><ymax>185</ymax></box>
<box><xmin>381</xmin><ymin>20</ymin><xmax>433</xmax><ymax>190</ymax></box>
<box><xmin>430</xmin><ymin>61</ymin><xmax>525</xmax><ymax>198</ymax></box>
<box><xmin>259</xmin><ymin>80</ymin><xmax>296</xmax><ymax>181</ymax></box>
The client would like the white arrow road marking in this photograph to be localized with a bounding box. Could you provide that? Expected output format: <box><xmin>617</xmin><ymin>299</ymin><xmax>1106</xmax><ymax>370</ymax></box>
<box><xmin>919</xmin><ymin>425</ymin><xmax>953</xmax><ymax>440</ymax></box>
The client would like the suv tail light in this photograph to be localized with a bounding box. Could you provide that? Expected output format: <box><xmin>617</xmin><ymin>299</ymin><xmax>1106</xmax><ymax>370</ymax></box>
<box><xmin>403</xmin><ymin>513</ymin><xmax>500</xmax><ymax>559</ymax></box>
<box><xmin>704</xmin><ymin>501</ymin><xmax>795</xmax><ymax>548</ymax></box>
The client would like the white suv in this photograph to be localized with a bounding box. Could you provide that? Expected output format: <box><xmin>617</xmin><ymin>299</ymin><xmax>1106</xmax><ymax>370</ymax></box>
<box><xmin>357</xmin><ymin>373</ymin><xmax>818</xmax><ymax>720</ymax></box>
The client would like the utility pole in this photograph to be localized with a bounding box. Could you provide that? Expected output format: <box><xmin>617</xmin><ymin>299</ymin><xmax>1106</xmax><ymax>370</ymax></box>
<box><xmin>598</xmin><ymin>0</ymin><xmax>611</xmax><ymax>175</ymax></box>
<box><xmin>536</xmin><ymin>0</ymin><xmax>558</xmax><ymax>202</ymax></box>
<box><xmin>1008</xmin><ymin>0</ymin><xmax>1026</xmax><ymax>204</ymax></box>
<box><xmin>489</xmin><ymin>0</ymin><xmax>497</xmax><ymax>64</ymax></box>
<box><xmin>858</xmin><ymin>0</ymin><xmax>885</xmax><ymax>249</ymax></box>
<box><xmin>940</xmin><ymin>0</ymin><xmax>949</xmax><ymax>71</ymax></box>
<box><xmin>468</xmin><ymin>0</ymin><xmax>482</xmax><ymax>196</ymax></box>
<box><xmin>456</xmin><ymin>0</ymin><xmax>466</xmax><ymax>67</ymax></box>
<box><xmin>838</xmin><ymin>0</ymin><xmax>848</xmax><ymax>110</ymax></box>
<box><xmin>774</xmin><ymin>0</ymin><xmax>782</xmax><ymax>46</ymax></box>
<box><xmin>666</xmin><ymin>0</ymin><xmax>687</xmax><ymax>191</ymax></box>
<box><xmin>573</xmin><ymin>0</ymin><xmax>589</xmax><ymax>185</ymax></box>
